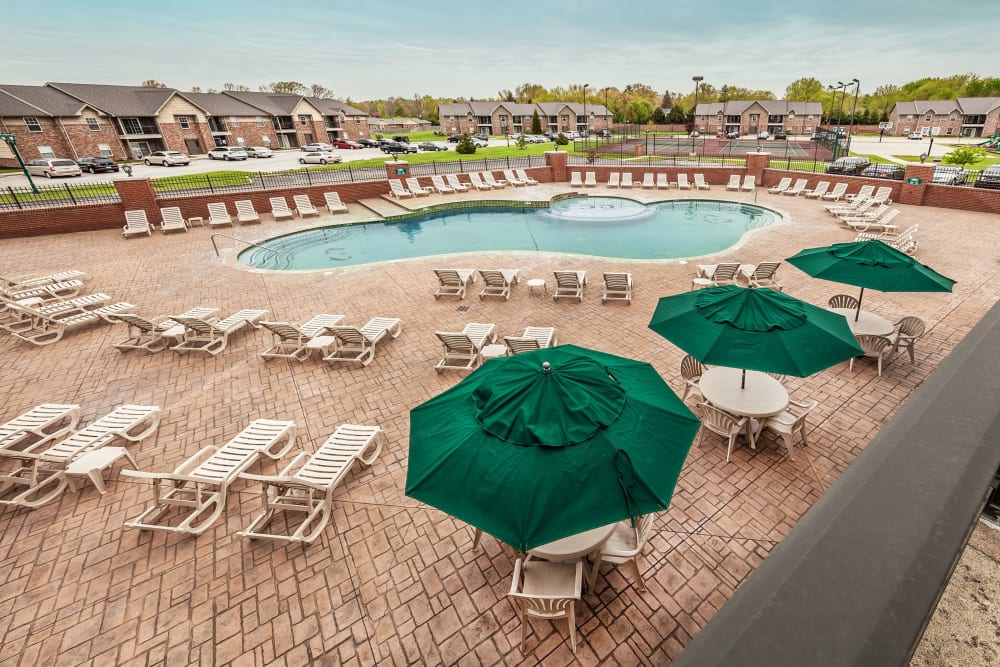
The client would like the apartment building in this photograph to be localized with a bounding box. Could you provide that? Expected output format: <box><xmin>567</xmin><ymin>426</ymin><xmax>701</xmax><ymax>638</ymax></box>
<box><xmin>693</xmin><ymin>100</ymin><xmax>824</xmax><ymax>136</ymax></box>
<box><xmin>438</xmin><ymin>101</ymin><xmax>612</xmax><ymax>136</ymax></box>
<box><xmin>890</xmin><ymin>98</ymin><xmax>1000</xmax><ymax>138</ymax></box>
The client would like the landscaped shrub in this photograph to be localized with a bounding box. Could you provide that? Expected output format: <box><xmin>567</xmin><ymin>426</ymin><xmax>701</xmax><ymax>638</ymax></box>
<box><xmin>555</xmin><ymin>133</ymin><xmax>569</xmax><ymax>145</ymax></box>
<box><xmin>455</xmin><ymin>133</ymin><xmax>477</xmax><ymax>154</ymax></box>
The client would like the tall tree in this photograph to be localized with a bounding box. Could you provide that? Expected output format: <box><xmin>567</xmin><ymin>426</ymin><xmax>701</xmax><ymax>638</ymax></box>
<box><xmin>309</xmin><ymin>84</ymin><xmax>335</xmax><ymax>99</ymax></box>
<box><xmin>652</xmin><ymin>107</ymin><xmax>667</xmax><ymax>124</ymax></box>
<box><xmin>531</xmin><ymin>110</ymin><xmax>542</xmax><ymax>134</ymax></box>
<box><xmin>666</xmin><ymin>103</ymin><xmax>686</xmax><ymax>124</ymax></box>
<box><xmin>189</xmin><ymin>86</ymin><xmax>202</xmax><ymax>93</ymax></box>
<box><xmin>140</xmin><ymin>80</ymin><xmax>167</xmax><ymax>88</ymax></box>
<box><xmin>223</xmin><ymin>83</ymin><xmax>251</xmax><ymax>92</ymax></box>
<box><xmin>660</xmin><ymin>90</ymin><xmax>672</xmax><ymax>109</ymax></box>
<box><xmin>785</xmin><ymin>77</ymin><xmax>824</xmax><ymax>101</ymax></box>
<box><xmin>260</xmin><ymin>81</ymin><xmax>307</xmax><ymax>94</ymax></box>
<box><xmin>498</xmin><ymin>89</ymin><xmax>515</xmax><ymax>102</ymax></box>
<box><xmin>515</xmin><ymin>83</ymin><xmax>547</xmax><ymax>103</ymax></box>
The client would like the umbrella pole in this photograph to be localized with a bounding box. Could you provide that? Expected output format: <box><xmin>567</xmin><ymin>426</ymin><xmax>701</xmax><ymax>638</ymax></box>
<box><xmin>741</xmin><ymin>368</ymin><xmax>746</xmax><ymax>389</ymax></box>
<box><xmin>855</xmin><ymin>287</ymin><xmax>864</xmax><ymax>321</ymax></box>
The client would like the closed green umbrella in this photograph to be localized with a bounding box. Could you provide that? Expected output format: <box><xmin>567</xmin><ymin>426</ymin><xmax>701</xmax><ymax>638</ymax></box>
<box><xmin>786</xmin><ymin>240</ymin><xmax>956</xmax><ymax>319</ymax></box>
<box><xmin>648</xmin><ymin>285</ymin><xmax>863</xmax><ymax>383</ymax></box>
<box><xmin>406</xmin><ymin>345</ymin><xmax>700</xmax><ymax>552</ymax></box>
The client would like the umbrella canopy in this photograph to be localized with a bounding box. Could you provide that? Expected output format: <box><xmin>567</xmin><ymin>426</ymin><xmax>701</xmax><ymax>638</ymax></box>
<box><xmin>648</xmin><ymin>285</ymin><xmax>863</xmax><ymax>377</ymax></box>
<box><xmin>406</xmin><ymin>345</ymin><xmax>700</xmax><ymax>552</ymax></box>
<box><xmin>786</xmin><ymin>240</ymin><xmax>955</xmax><ymax>300</ymax></box>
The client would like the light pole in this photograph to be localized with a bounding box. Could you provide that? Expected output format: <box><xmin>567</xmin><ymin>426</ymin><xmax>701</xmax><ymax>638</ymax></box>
<box><xmin>692</xmin><ymin>75</ymin><xmax>703</xmax><ymax>154</ymax></box>
<box><xmin>604</xmin><ymin>87</ymin><xmax>609</xmax><ymax>136</ymax></box>
<box><xmin>583</xmin><ymin>83</ymin><xmax>589</xmax><ymax>139</ymax></box>
<box><xmin>827</xmin><ymin>84</ymin><xmax>839</xmax><ymax>129</ymax></box>
<box><xmin>846</xmin><ymin>78</ymin><xmax>860</xmax><ymax>154</ymax></box>
<box><xmin>720</xmin><ymin>84</ymin><xmax>729</xmax><ymax>135</ymax></box>
<box><xmin>624</xmin><ymin>85</ymin><xmax>632</xmax><ymax>139</ymax></box>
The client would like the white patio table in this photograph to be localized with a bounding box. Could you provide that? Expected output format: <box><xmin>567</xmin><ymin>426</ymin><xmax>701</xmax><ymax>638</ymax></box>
<box><xmin>528</xmin><ymin>522</ymin><xmax>618</xmax><ymax>591</ymax></box>
<box><xmin>699</xmin><ymin>367</ymin><xmax>789</xmax><ymax>448</ymax></box>
<box><xmin>828</xmin><ymin>307</ymin><xmax>895</xmax><ymax>337</ymax></box>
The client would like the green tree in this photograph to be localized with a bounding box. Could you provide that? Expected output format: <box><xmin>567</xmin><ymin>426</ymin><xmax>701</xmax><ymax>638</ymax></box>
<box><xmin>555</xmin><ymin>133</ymin><xmax>569</xmax><ymax>145</ymax></box>
<box><xmin>652</xmin><ymin>107</ymin><xmax>667</xmax><ymax>124</ymax></box>
<box><xmin>626</xmin><ymin>99</ymin><xmax>654</xmax><ymax>124</ymax></box>
<box><xmin>140</xmin><ymin>80</ymin><xmax>167</xmax><ymax>88</ymax></box>
<box><xmin>963</xmin><ymin>77</ymin><xmax>1000</xmax><ymax>97</ymax></box>
<box><xmin>309</xmin><ymin>84</ymin><xmax>335</xmax><ymax>99</ymax></box>
<box><xmin>942</xmin><ymin>145</ymin><xmax>986</xmax><ymax>169</ymax></box>
<box><xmin>223</xmin><ymin>83</ymin><xmax>251</xmax><ymax>92</ymax></box>
<box><xmin>516</xmin><ymin>133</ymin><xmax>528</xmax><ymax>150</ymax></box>
<box><xmin>531</xmin><ymin>110</ymin><xmax>543</xmax><ymax>134</ymax></box>
<box><xmin>666</xmin><ymin>103</ymin><xmax>686</xmax><ymax>124</ymax></box>
<box><xmin>784</xmin><ymin>77</ymin><xmax>824</xmax><ymax>101</ymax></box>
<box><xmin>455</xmin><ymin>133</ymin><xmax>477</xmax><ymax>154</ymax></box>
<box><xmin>260</xmin><ymin>81</ymin><xmax>307</xmax><ymax>94</ymax></box>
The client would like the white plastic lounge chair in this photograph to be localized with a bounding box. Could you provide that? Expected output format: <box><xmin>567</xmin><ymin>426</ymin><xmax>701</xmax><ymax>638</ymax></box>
<box><xmin>839</xmin><ymin>203</ymin><xmax>888</xmax><ymax>222</ymax></box>
<box><xmin>4</xmin><ymin>279</ymin><xmax>84</xmax><ymax>302</ymax></box>
<box><xmin>258</xmin><ymin>314</ymin><xmax>346</xmax><ymax>361</ymax></box>
<box><xmin>741</xmin><ymin>175</ymin><xmax>756</xmax><ymax>191</ymax></box>
<box><xmin>515</xmin><ymin>169</ymin><xmax>538</xmax><ymax>185</ymax></box>
<box><xmin>388</xmin><ymin>180</ymin><xmax>414</xmax><ymax>199</ymax></box>
<box><xmin>111</xmin><ymin>306</ymin><xmax>219</xmax><ymax>353</ymax></box>
<box><xmin>269</xmin><ymin>197</ymin><xmax>295</xmax><ymax>220</ymax></box>
<box><xmin>433</xmin><ymin>323</ymin><xmax>497</xmax><ymax>372</ymax></box>
<box><xmin>483</xmin><ymin>172</ymin><xmax>508</xmax><ymax>188</ymax></box>
<box><xmin>552</xmin><ymin>270</ymin><xmax>587</xmax><ymax>302</ymax></box>
<box><xmin>783</xmin><ymin>179</ymin><xmax>808</xmax><ymax>196</ymax></box>
<box><xmin>569</xmin><ymin>172</ymin><xmax>584</xmax><ymax>187</ymax></box>
<box><xmin>726</xmin><ymin>174</ymin><xmax>741</xmax><ymax>191</ymax></box>
<box><xmin>170</xmin><ymin>308</ymin><xmax>268</xmax><ymax>356</ymax></box>
<box><xmin>640</xmin><ymin>173</ymin><xmax>655</xmax><ymax>189</ymax></box>
<box><xmin>0</xmin><ymin>403</ymin><xmax>80</xmax><ymax>455</ymax></box>
<box><xmin>1</xmin><ymin>270</ymin><xmax>85</xmax><ymax>291</ymax></box>
<box><xmin>871</xmin><ymin>186</ymin><xmax>893</xmax><ymax>205</ymax></box>
<box><xmin>602</xmin><ymin>272</ymin><xmax>633</xmax><ymax>304</ymax></box>
<box><xmin>479</xmin><ymin>269</ymin><xmax>520</xmax><ymax>300</ymax></box>
<box><xmin>607</xmin><ymin>172</ymin><xmax>620</xmax><ymax>188</ymax></box>
<box><xmin>323</xmin><ymin>191</ymin><xmax>348</xmax><ymax>213</ymax></box>
<box><xmin>206</xmin><ymin>203</ymin><xmax>232</xmax><ymax>228</ymax></box>
<box><xmin>0</xmin><ymin>404</ymin><xmax>160</xmax><ymax>509</ymax></box>
<box><xmin>430</xmin><ymin>175</ymin><xmax>455</xmax><ymax>194</ymax></box>
<box><xmin>846</xmin><ymin>184</ymin><xmax>875</xmax><ymax>202</ymax></box>
<box><xmin>160</xmin><ymin>206</ymin><xmax>189</xmax><ymax>233</ymax></box>
<box><xmin>856</xmin><ymin>225</ymin><xmax>918</xmax><ymax>255</ymax></box>
<box><xmin>434</xmin><ymin>269</ymin><xmax>476</xmax><ymax>300</ymax></box>
<box><xmin>293</xmin><ymin>194</ymin><xmax>319</xmax><ymax>217</ymax></box>
<box><xmin>656</xmin><ymin>173</ymin><xmax>669</xmax><ymax>189</ymax></box>
<box><xmin>1</xmin><ymin>292</ymin><xmax>111</xmax><ymax>332</ymax></box>
<box><xmin>235</xmin><ymin>200</ymin><xmax>261</xmax><ymax>224</ymax></box>
<box><xmin>677</xmin><ymin>174</ymin><xmax>692</xmax><ymax>190</ymax></box>
<box><xmin>694</xmin><ymin>173</ymin><xmax>711</xmax><ymax>190</ymax></box>
<box><xmin>820</xmin><ymin>183</ymin><xmax>849</xmax><ymax>201</ymax></box>
<box><xmin>739</xmin><ymin>262</ymin><xmax>782</xmax><ymax>289</ymax></box>
<box><xmin>11</xmin><ymin>300</ymin><xmax>134</xmax><ymax>346</ymax></box>
<box><xmin>123</xmin><ymin>210</ymin><xmax>153</xmax><ymax>237</ymax></box>
<box><xmin>768</xmin><ymin>177</ymin><xmax>792</xmax><ymax>194</ymax></box>
<box><xmin>621</xmin><ymin>173</ymin><xmax>635</xmax><ymax>188</ymax></box>
<box><xmin>503</xmin><ymin>169</ymin><xmax>526</xmax><ymax>186</ymax></box>
<box><xmin>696</xmin><ymin>262</ymin><xmax>741</xmax><ymax>287</ymax></box>
<box><xmin>406</xmin><ymin>178</ymin><xmax>432</xmax><ymax>196</ymax></box>
<box><xmin>803</xmin><ymin>181</ymin><xmax>830</xmax><ymax>198</ymax></box>
<box><xmin>445</xmin><ymin>174</ymin><xmax>471</xmax><ymax>192</ymax></box>
<box><xmin>467</xmin><ymin>173</ymin><xmax>493</xmax><ymax>191</ymax></box>
<box><xmin>323</xmin><ymin>317</ymin><xmax>402</xmax><ymax>366</ymax></box>
<box><xmin>238</xmin><ymin>424</ymin><xmax>384</xmax><ymax>544</ymax></box>
<box><xmin>583</xmin><ymin>172</ymin><xmax>596</xmax><ymax>187</ymax></box>
<box><xmin>827</xmin><ymin>197</ymin><xmax>873</xmax><ymax>216</ymax></box>
<box><xmin>123</xmin><ymin>419</ymin><xmax>295</xmax><ymax>536</ymax></box>
<box><xmin>503</xmin><ymin>327</ymin><xmax>557</xmax><ymax>354</ymax></box>
<box><xmin>845</xmin><ymin>208</ymin><xmax>900</xmax><ymax>233</ymax></box>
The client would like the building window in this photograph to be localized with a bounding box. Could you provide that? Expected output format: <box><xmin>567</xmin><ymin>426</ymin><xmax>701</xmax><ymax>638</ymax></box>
<box><xmin>946</xmin><ymin>127</ymin><xmax>954</xmax><ymax>135</ymax></box>
<box><xmin>354</xmin><ymin>116</ymin><xmax>361</xmax><ymax>123</ymax></box>
<box><xmin>298</xmin><ymin>115</ymin><xmax>308</xmax><ymax>125</ymax></box>
<box><xmin>121</xmin><ymin>118</ymin><xmax>142</xmax><ymax>134</ymax></box>
<box><xmin>256</xmin><ymin>116</ymin><xmax>265</xmax><ymax>127</ymax></box>
<box><xmin>230</xmin><ymin>116</ymin><xmax>240</xmax><ymax>127</ymax></box>
<box><xmin>907</xmin><ymin>115</ymin><xmax>913</xmax><ymax>121</ymax></box>
<box><xmin>85</xmin><ymin>117</ymin><xmax>101</xmax><ymax>131</ymax></box>
<box><xmin>24</xmin><ymin>117</ymin><xmax>42</xmax><ymax>132</ymax></box>
<box><xmin>949</xmin><ymin>113</ymin><xmax>957</xmax><ymax>121</ymax></box>
<box><xmin>97</xmin><ymin>143</ymin><xmax>112</xmax><ymax>157</ymax></box>
<box><xmin>925</xmin><ymin>114</ymin><xmax>932</xmax><ymax>121</ymax></box>
<box><xmin>807</xmin><ymin>115</ymin><xmax>813</xmax><ymax>121</ymax></box>
<box><xmin>262</xmin><ymin>136</ymin><xmax>271</xmax><ymax>144</ymax></box>
<box><xmin>236</xmin><ymin>137</ymin><xmax>245</xmax><ymax>146</ymax></box>
<box><xmin>38</xmin><ymin>145</ymin><xmax>55</xmax><ymax>158</ymax></box>
<box><xmin>500</xmin><ymin>115</ymin><xmax>507</xmax><ymax>122</ymax></box>
<box><xmin>450</xmin><ymin>116</ymin><xmax>455</xmax><ymax>122</ymax></box>
<box><xmin>176</xmin><ymin>116</ymin><xmax>190</xmax><ymax>129</ymax></box>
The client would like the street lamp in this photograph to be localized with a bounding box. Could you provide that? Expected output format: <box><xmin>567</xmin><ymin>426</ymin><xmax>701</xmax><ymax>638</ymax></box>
<box><xmin>720</xmin><ymin>84</ymin><xmax>729</xmax><ymax>135</ymax></box>
<box><xmin>583</xmin><ymin>83</ymin><xmax>589</xmax><ymax>139</ymax></box>
<box><xmin>846</xmin><ymin>78</ymin><xmax>860</xmax><ymax>154</ymax></box>
<box><xmin>624</xmin><ymin>85</ymin><xmax>632</xmax><ymax>139</ymax></box>
<box><xmin>692</xmin><ymin>75</ymin><xmax>704</xmax><ymax>153</ymax></box>
<box><xmin>604</xmin><ymin>87</ymin><xmax>609</xmax><ymax>136</ymax></box>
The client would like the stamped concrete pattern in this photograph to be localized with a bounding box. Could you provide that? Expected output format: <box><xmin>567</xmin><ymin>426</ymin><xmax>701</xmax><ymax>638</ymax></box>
<box><xmin>0</xmin><ymin>184</ymin><xmax>998</xmax><ymax>666</ymax></box>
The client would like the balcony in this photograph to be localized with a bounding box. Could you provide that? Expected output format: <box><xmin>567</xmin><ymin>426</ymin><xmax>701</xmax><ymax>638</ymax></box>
<box><xmin>117</xmin><ymin>118</ymin><xmax>161</xmax><ymax>138</ymax></box>
<box><xmin>271</xmin><ymin>117</ymin><xmax>295</xmax><ymax>132</ymax></box>
<box><xmin>207</xmin><ymin>118</ymin><xmax>229</xmax><ymax>135</ymax></box>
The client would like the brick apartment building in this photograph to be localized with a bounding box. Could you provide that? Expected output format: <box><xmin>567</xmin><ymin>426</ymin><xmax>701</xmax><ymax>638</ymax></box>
<box><xmin>0</xmin><ymin>82</ymin><xmax>370</xmax><ymax>167</ymax></box>
<box><xmin>438</xmin><ymin>101</ymin><xmax>612</xmax><ymax>136</ymax></box>
<box><xmin>889</xmin><ymin>98</ymin><xmax>1000</xmax><ymax>138</ymax></box>
<box><xmin>693</xmin><ymin>100</ymin><xmax>824</xmax><ymax>136</ymax></box>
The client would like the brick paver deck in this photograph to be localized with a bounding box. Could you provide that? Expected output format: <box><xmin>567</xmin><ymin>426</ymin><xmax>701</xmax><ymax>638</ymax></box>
<box><xmin>1</xmin><ymin>184</ymin><xmax>997</xmax><ymax>665</ymax></box>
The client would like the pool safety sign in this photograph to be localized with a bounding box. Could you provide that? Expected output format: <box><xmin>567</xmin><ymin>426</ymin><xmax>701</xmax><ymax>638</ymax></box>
<box><xmin>906</xmin><ymin>177</ymin><xmax>922</xmax><ymax>185</ymax></box>
<box><xmin>394</xmin><ymin>167</ymin><xmax>407</xmax><ymax>175</ymax></box>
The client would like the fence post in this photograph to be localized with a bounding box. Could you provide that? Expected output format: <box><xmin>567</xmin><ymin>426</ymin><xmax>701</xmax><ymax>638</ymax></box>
<box><xmin>64</xmin><ymin>184</ymin><xmax>77</xmax><ymax>204</ymax></box>
<box><xmin>305</xmin><ymin>168</ymin><xmax>312</xmax><ymax>186</ymax></box>
<box><xmin>7</xmin><ymin>186</ymin><xmax>23</xmax><ymax>209</ymax></box>
<box><xmin>205</xmin><ymin>174</ymin><xmax>215</xmax><ymax>194</ymax></box>
<box><xmin>348</xmin><ymin>165</ymin><xmax>355</xmax><ymax>182</ymax></box>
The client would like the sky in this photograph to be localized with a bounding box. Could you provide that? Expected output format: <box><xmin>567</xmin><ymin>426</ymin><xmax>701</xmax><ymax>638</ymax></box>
<box><xmin>2</xmin><ymin>0</ymin><xmax>998</xmax><ymax>101</ymax></box>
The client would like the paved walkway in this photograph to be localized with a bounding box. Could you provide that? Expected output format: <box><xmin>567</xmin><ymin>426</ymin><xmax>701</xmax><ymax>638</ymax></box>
<box><xmin>1</xmin><ymin>185</ymin><xmax>997</xmax><ymax>665</ymax></box>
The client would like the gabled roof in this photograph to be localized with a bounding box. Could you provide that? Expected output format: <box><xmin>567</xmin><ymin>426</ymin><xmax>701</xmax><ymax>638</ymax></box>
<box><xmin>563</xmin><ymin>103</ymin><xmax>611</xmax><ymax>116</ymax></box>
<box><xmin>536</xmin><ymin>102</ymin><xmax>571</xmax><ymax>115</ymax></box>
<box><xmin>305</xmin><ymin>97</ymin><xmax>368</xmax><ymax>117</ymax></box>
<box><xmin>221</xmin><ymin>91</ymin><xmax>307</xmax><ymax>116</ymax></box>
<box><xmin>956</xmin><ymin>97</ymin><xmax>1000</xmax><ymax>115</ymax></box>
<box><xmin>47</xmin><ymin>82</ymin><xmax>176</xmax><ymax>116</ymax></box>
<box><xmin>893</xmin><ymin>100</ymin><xmax>960</xmax><ymax>116</ymax></box>
<box><xmin>468</xmin><ymin>101</ymin><xmax>498</xmax><ymax>116</ymax></box>
<box><xmin>183</xmin><ymin>92</ymin><xmax>266</xmax><ymax>117</ymax></box>
<box><xmin>0</xmin><ymin>84</ymin><xmax>90</xmax><ymax>117</ymax></box>
<box><xmin>695</xmin><ymin>100</ymin><xmax>822</xmax><ymax>116</ymax></box>
<box><xmin>495</xmin><ymin>102</ymin><xmax>539</xmax><ymax>116</ymax></box>
<box><xmin>439</xmin><ymin>103</ymin><xmax>470</xmax><ymax>117</ymax></box>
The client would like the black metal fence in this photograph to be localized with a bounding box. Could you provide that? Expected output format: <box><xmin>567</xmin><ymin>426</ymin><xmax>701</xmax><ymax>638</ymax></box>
<box><xmin>0</xmin><ymin>181</ymin><xmax>120</xmax><ymax>211</ymax></box>
<box><xmin>153</xmin><ymin>165</ymin><xmax>389</xmax><ymax>199</ymax></box>
<box><xmin>409</xmin><ymin>155</ymin><xmax>546</xmax><ymax>176</ymax></box>
<box><xmin>566</xmin><ymin>153</ymin><xmax>748</xmax><ymax>168</ymax></box>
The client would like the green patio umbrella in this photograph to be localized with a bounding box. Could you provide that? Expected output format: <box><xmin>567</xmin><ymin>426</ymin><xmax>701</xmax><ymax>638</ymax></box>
<box><xmin>648</xmin><ymin>285</ymin><xmax>864</xmax><ymax>385</ymax></box>
<box><xmin>785</xmin><ymin>240</ymin><xmax>956</xmax><ymax>320</ymax></box>
<box><xmin>405</xmin><ymin>345</ymin><xmax>700</xmax><ymax>552</ymax></box>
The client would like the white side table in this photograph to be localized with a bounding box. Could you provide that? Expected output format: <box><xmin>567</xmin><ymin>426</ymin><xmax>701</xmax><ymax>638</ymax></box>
<box><xmin>187</xmin><ymin>216</ymin><xmax>205</xmax><ymax>228</ymax></box>
<box><xmin>306</xmin><ymin>335</ymin><xmax>337</xmax><ymax>358</ymax></box>
<box><xmin>65</xmin><ymin>446</ymin><xmax>138</xmax><ymax>494</ymax></box>
<box><xmin>526</xmin><ymin>278</ymin><xmax>547</xmax><ymax>296</ymax></box>
<box><xmin>691</xmin><ymin>277</ymin><xmax>713</xmax><ymax>290</ymax></box>
<box><xmin>481</xmin><ymin>344</ymin><xmax>508</xmax><ymax>361</ymax></box>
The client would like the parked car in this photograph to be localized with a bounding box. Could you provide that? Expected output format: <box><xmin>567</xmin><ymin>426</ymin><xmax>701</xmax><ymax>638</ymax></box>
<box><xmin>908</xmin><ymin>132</ymin><xmax>925</xmax><ymax>140</ymax></box>
<box><xmin>773</xmin><ymin>130</ymin><xmax>787</xmax><ymax>140</ymax></box>
<box><xmin>526</xmin><ymin>135</ymin><xmax>548</xmax><ymax>143</ymax></box>
<box><xmin>380</xmin><ymin>141</ymin><xmax>418</xmax><ymax>154</ymax></box>
<box><xmin>26</xmin><ymin>158</ymin><xmax>82</xmax><ymax>178</ymax></box>
<box><xmin>860</xmin><ymin>164</ymin><xmax>905</xmax><ymax>180</ymax></box>
<box><xmin>298</xmin><ymin>152</ymin><xmax>342</xmax><ymax>165</ymax></box>
<box><xmin>301</xmin><ymin>142</ymin><xmax>334</xmax><ymax>152</ymax></box>
<box><xmin>332</xmin><ymin>140</ymin><xmax>363</xmax><ymax>150</ymax></box>
<box><xmin>391</xmin><ymin>135</ymin><xmax>411</xmax><ymax>143</ymax></box>
<box><xmin>76</xmin><ymin>156</ymin><xmax>119</xmax><ymax>173</ymax></box>
<box><xmin>417</xmin><ymin>142</ymin><xmax>448</xmax><ymax>151</ymax></box>
<box><xmin>357</xmin><ymin>138</ymin><xmax>380</xmax><ymax>148</ymax></box>
<box><xmin>726</xmin><ymin>130</ymin><xmax>741</xmax><ymax>139</ymax></box>
<box><xmin>973</xmin><ymin>165</ymin><xmax>1000</xmax><ymax>190</ymax></box>
<box><xmin>597</xmin><ymin>129</ymin><xmax>612</xmax><ymax>138</ymax></box>
<box><xmin>244</xmin><ymin>146</ymin><xmax>274</xmax><ymax>158</ymax></box>
<box><xmin>931</xmin><ymin>165</ymin><xmax>969</xmax><ymax>185</ymax></box>
<box><xmin>471</xmin><ymin>137</ymin><xmax>489</xmax><ymax>148</ymax></box>
<box><xmin>144</xmin><ymin>151</ymin><xmax>190</xmax><ymax>166</ymax></box>
<box><xmin>447</xmin><ymin>134</ymin><xmax>462</xmax><ymax>143</ymax></box>
<box><xmin>207</xmin><ymin>147</ymin><xmax>248</xmax><ymax>161</ymax></box>
<box><xmin>757</xmin><ymin>131</ymin><xmax>770</xmax><ymax>140</ymax></box>
<box><xmin>825</xmin><ymin>157</ymin><xmax>871</xmax><ymax>175</ymax></box>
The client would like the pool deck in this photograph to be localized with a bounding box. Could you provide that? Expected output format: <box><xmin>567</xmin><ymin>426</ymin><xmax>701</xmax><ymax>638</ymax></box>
<box><xmin>1</xmin><ymin>184</ymin><xmax>998</xmax><ymax>665</ymax></box>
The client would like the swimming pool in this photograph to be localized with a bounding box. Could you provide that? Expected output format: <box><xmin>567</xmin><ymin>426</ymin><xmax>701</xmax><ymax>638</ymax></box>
<box><xmin>238</xmin><ymin>197</ymin><xmax>780</xmax><ymax>270</ymax></box>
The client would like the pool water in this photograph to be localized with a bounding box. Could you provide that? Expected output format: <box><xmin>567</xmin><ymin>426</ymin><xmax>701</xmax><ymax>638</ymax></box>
<box><xmin>238</xmin><ymin>197</ymin><xmax>779</xmax><ymax>270</ymax></box>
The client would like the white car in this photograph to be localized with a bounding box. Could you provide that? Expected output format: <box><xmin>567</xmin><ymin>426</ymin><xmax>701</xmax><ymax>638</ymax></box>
<box><xmin>757</xmin><ymin>131</ymin><xmax>770</xmax><ymax>140</ymax></box>
<box><xmin>471</xmin><ymin>137</ymin><xmax>489</xmax><ymax>148</ymax></box>
<box><xmin>144</xmin><ymin>151</ymin><xmax>190</xmax><ymax>166</ymax></box>
<box><xmin>908</xmin><ymin>132</ymin><xmax>925</xmax><ymax>140</ymax></box>
<box><xmin>25</xmin><ymin>158</ymin><xmax>82</xmax><ymax>178</ymax></box>
<box><xmin>245</xmin><ymin>146</ymin><xmax>273</xmax><ymax>158</ymax></box>
<box><xmin>298</xmin><ymin>152</ymin><xmax>342</xmax><ymax>165</ymax></box>
<box><xmin>301</xmin><ymin>143</ymin><xmax>333</xmax><ymax>152</ymax></box>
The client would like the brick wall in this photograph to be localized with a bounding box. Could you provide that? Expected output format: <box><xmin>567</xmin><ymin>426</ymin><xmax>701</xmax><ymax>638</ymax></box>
<box><xmin>0</xmin><ymin>202</ymin><xmax>124</xmax><ymax>239</ymax></box>
<box><xmin>921</xmin><ymin>184</ymin><xmax>1000</xmax><ymax>211</ymax></box>
<box><xmin>58</xmin><ymin>119</ymin><xmax>126</xmax><ymax>160</ymax></box>
<box><xmin>0</xmin><ymin>118</ymin><xmax>73</xmax><ymax>167</ymax></box>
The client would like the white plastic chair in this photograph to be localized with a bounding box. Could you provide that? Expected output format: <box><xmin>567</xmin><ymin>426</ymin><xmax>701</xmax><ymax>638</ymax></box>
<box><xmin>849</xmin><ymin>334</ymin><xmax>894</xmax><ymax>376</ymax></box>
<box><xmin>760</xmin><ymin>399</ymin><xmax>818</xmax><ymax>460</ymax></box>
<box><xmin>680</xmin><ymin>355</ymin><xmax>706</xmax><ymax>403</ymax></box>
<box><xmin>593</xmin><ymin>514</ymin><xmax>655</xmax><ymax>590</ymax></box>
<box><xmin>206</xmin><ymin>202</ymin><xmax>232</xmax><ymax>228</ymax></box>
<box><xmin>696</xmin><ymin>402</ymin><xmax>748</xmax><ymax>463</ymax></box>
<box><xmin>509</xmin><ymin>558</ymin><xmax>583</xmax><ymax>654</ymax></box>
<box><xmin>888</xmin><ymin>316</ymin><xmax>926</xmax><ymax>363</ymax></box>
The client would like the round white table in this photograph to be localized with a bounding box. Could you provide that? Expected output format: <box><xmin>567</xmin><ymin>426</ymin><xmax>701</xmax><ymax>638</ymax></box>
<box><xmin>529</xmin><ymin>522</ymin><xmax>617</xmax><ymax>591</ymax></box>
<box><xmin>828</xmin><ymin>307</ymin><xmax>895</xmax><ymax>337</ymax></box>
<box><xmin>699</xmin><ymin>367</ymin><xmax>789</xmax><ymax>448</ymax></box>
